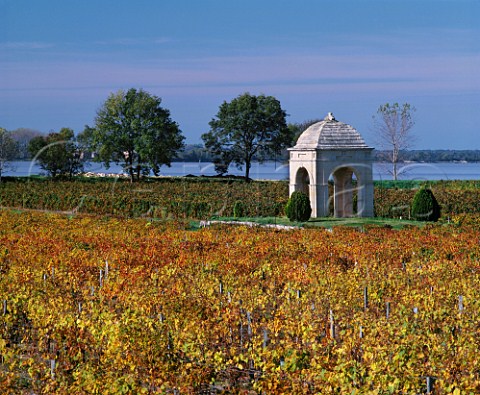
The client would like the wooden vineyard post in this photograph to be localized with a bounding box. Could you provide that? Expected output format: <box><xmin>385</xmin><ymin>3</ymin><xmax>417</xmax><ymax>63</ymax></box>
<box><xmin>218</xmin><ymin>281</ymin><xmax>224</xmax><ymax>311</ymax></box>
<box><xmin>329</xmin><ymin>309</ymin><xmax>335</xmax><ymax>339</ymax></box>
<box><xmin>238</xmin><ymin>300</ymin><xmax>244</xmax><ymax>348</ymax></box>
<box><xmin>159</xmin><ymin>305</ymin><xmax>165</xmax><ymax>323</ymax></box>
<box><xmin>50</xmin><ymin>359</ymin><xmax>56</xmax><ymax>379</ymax></box>
<box><xmin>363</xmin><ymin>287</ymin><xmax>368</xmax><ymax>311</ymax></box>
<box><xmin>247</xmin><ymin>311</ymin><xmax>252</xmax><ymax>337</ymax></box>
<box><xmin>426</xmin><ymin>376</ymin><xmax>436</xmax><ymax>394</ymax></box>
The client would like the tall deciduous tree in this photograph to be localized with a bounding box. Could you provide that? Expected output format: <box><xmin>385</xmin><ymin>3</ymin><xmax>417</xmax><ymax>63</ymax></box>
<box><xmin>372</xmin><ymin>102</ymin><xmax>416</xmax><ymax>180</ymax></box>
<box><xmin>0</xmin><ymin>128</ymin><xmax>19</xmax><ymax>181</ymax></box>
<box><xmin>88</xmin><ymin>88</ymin><xmax>184</xmax><ymax>182</ymax></box>
<box><xmin>202</xmin><ymin>93</ymin><xmax>291</xmax><ymax>180</ymax></box>
<box><xmin>28</xmin><ymin>128</ymin><xmax>83</xmax><ymax>179</ymax></box>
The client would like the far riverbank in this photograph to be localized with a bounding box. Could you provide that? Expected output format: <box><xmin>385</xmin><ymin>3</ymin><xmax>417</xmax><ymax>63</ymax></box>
<box><xmin>4</xmin><ymin>160</ymin><xmax>480</xmax><ymax>181</ymax></box>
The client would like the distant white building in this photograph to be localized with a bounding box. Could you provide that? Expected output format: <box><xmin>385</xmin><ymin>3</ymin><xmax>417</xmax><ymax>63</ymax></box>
<box><xmin>289</xmin><ymin>113</ymin><xmax>374</xmax><ymax>217</ymax></box>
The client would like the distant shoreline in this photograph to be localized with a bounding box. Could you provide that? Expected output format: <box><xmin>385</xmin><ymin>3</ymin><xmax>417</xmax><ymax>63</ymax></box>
<box><xmin>4</xmin><ymin>160</ymin><xmax>480</xmax><ymax>181</ymax></box>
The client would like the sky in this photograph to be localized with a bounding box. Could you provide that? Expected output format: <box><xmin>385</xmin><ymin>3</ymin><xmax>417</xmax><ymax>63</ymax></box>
<box><xmin>0</xmin><ymin>0</ymin><xmax>479</xmax><ymax>149</ymax></box>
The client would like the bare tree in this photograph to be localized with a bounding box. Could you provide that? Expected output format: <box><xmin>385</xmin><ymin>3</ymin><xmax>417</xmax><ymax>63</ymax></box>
<box><xmin>373</xmin><ymin>103</ymin><xmax>416</xmax><ymax>180</ymax></box>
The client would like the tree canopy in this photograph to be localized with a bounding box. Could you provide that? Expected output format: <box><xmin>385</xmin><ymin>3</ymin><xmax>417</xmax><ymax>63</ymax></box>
<box><xmin>372</xmin><ymin>102</ymin><xmax>416</xmax><ymax>180</ymax></box>
<box><xmin>28</xmin><ymin>128</ymin><xmax>83</xmax><ymax>179</ymax></box>
<box><xmin>0</xmin><ymin>128</ymin><xmax>19</xmax><ymax>181</ymax></box>
<box><xmin>202</xmin><ymin>93</ymin><xmax>292</xmax><ymax>180</ymax></box>
<box><xmin>86</xmin><ymin>88</ymin><xmax>184</xmax><ymax>182</ymax></box>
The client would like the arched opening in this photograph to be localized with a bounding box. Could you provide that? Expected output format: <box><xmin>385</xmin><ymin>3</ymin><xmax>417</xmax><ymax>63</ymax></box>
<box><xmin>294</xmin><ymin>167</ymin><xmax>310</xmax><ymax>195</ymax></box>
<box><xmin>329</xmin><ymin>166</ymin><xmax>360</xmax><ymax>218</ymax></box>
<box><xmin>288</xmin><ymin>113</ymin><xmax>374</xmax><ymax>218</ymax></box>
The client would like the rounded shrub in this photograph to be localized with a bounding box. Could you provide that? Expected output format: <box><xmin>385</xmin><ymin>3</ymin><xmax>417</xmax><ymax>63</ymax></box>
<box><xmin>233</xmin><ymin>200</ymin><xmax>245</xmax><ymax>218</ymax></box>
<box><xmin>411</xmin><ymin>187</ymin><xmax>441</xmax><ymax>221</ymax></box>
<box><xmin>285</xmin><ymin>191</ymin><xmax>312</xmax><ymax>222</ymax></box>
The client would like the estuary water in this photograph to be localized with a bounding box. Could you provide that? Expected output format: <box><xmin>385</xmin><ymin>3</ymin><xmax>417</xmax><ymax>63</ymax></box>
<box><xmin>4</xmin><ymin>160</ymin><xmax>480</xmax><ymax>181</ymax></box>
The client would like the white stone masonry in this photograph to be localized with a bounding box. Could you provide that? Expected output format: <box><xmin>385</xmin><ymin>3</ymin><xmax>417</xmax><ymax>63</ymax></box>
<box><xmin>288</xmin><ymin>113</ymin><xmax>374</xmax><ymax>218</ymax></box>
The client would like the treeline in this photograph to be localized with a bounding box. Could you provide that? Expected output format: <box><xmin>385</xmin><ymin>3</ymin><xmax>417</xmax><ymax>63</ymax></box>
<box><xmin>2</xmin><ymin>128</ymin><xmax>43</xmax><ymax>160</ymax></box>
<box><xmin>374</xmin><ymin>149</ymin><xmax>480</xmax><ymax>163</ymax></box>
<box><xmin>6</xmin><ymin>132</ymin><xmax>480</xmax><ymax>164</ymax></box>
<box><xmin>175</xmin><ymin>147</ymin><xmax>480</xmax><ymax>163</ymax></box>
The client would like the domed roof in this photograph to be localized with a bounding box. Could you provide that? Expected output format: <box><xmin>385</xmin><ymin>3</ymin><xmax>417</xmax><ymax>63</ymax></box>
<box><xmin>293</xmin><ymin>112</ymin><xmax>371</xmax><ymax>150</ymax></box>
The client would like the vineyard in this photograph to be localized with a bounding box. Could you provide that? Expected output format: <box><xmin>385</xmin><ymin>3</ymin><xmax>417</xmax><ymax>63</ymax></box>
<box><xmin>1</xmin><ymin>178</ymin><xmax>480</xmax><ymax>219</ymax></box>
<box><xmin>1</xmin><ymin>209</ymin><xmax>480</xmax><ymax>393</ymax></box>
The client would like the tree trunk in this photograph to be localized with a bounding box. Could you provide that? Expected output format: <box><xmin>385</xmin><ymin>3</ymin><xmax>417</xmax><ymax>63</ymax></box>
<box><xmin>127</xmin><ymin>155</ymin><xmax>135</xmax><ymax>183</ymax></box>
<box><xmin>245</xmin><ymin>158</ymin><xmax>251</xmax><ymax>182</ymax></box>
<box><xmin>128</xmin><ymin>164</ymin><xmax>134</xmax><ymax>183</ymax></box>
<box><xmin>391</xmin><ymin>147</ymin><xmax>398</xmax><ymax>181</ymax></box>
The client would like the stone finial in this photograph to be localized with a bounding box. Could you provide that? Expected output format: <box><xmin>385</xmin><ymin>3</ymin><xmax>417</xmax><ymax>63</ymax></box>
<box><xmin>325</xmin><ymin>112</ymin><xmax>335</xmax><ymax>121</ymax></box>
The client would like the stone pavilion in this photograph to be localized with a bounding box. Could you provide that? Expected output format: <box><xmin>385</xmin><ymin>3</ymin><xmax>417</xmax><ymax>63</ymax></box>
<box><xmin>288</xmin><ymin>112</ymin><xmax>374</xmax><ymax>218</ymax></box>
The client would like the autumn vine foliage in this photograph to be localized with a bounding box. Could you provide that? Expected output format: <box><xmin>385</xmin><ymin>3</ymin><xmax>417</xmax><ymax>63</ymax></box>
<box><xmin>1</xmin><ymin>210</ymin><xmax>480</xmax><ymax>393</ymax></box>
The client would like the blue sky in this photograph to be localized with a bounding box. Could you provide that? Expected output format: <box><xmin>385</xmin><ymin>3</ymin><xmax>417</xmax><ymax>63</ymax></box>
<box><xmin>1</xmin><ymin>0</ymin><xmax>479</xmax><ymax>149</ymax></box>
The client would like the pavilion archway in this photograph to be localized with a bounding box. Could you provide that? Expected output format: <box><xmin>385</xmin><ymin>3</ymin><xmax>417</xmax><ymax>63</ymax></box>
<box><xmin>294</xmin><ymin>167</ymin><xmax>310</xmax><ymax>195</ymax></box>
<box><xmin>288</xmin><ymin>113</ymin><xmax>374</xmax><ymax>218</ymax></box>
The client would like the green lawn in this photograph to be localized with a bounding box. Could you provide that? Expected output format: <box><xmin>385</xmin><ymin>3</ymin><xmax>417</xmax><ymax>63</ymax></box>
<box><xmin>205</xmin><ymin>215</ymin><xmax>424</xmax><ymax>230</ymax></box>
<box><xmin>304</xmin><ymin>216</ymin><xmax>422</xmax><ymax>229</ymax></box>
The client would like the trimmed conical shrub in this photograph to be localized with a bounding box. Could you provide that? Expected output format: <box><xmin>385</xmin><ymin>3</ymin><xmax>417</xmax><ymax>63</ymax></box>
<box><xmin>411</xmin><ymin>187</ymin><xmax>441</xmax><ymax>221</ymax></box>
<box><xmin>285</xmin><ymin>191</ymin><xmax>312</xmax><ymax>222</ymax></box>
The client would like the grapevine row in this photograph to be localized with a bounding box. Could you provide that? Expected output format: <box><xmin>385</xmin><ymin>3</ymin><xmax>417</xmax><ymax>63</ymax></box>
<box><xmin>0</xmin><ymin>210</ymin><xmax>479</xmax><ymax>393</ymax></box>
<box><xmin>1</xmin><ymin>178</ymin><xmax>480</xmax><ymax>219</ymax></box>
